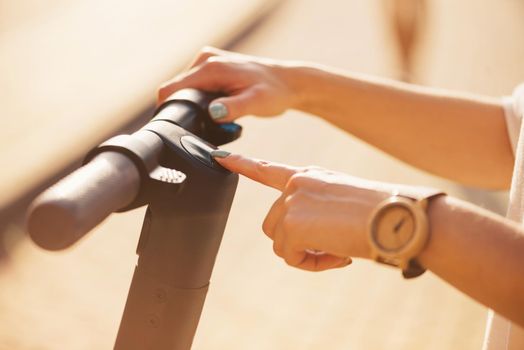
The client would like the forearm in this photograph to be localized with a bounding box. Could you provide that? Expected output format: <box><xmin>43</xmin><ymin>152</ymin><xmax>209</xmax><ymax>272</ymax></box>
<box><xmin>420</xmin><ymin>195</ymin><xmax>524</xmax><ymax>326</ymax></box>
<box><xmin>213</xmin><ymin>148</ymin><xmax>524</xmax><ymax>324</ymax></box>
<box><xmin>286</xmin><ymin>65</ymin><xmax>513</xmax><ymax>189</ymax></box>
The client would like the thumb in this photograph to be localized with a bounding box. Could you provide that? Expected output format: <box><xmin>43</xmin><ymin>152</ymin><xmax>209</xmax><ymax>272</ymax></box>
<box><xmin>211</xmin><ymin>152</ymin><xmax>299</xmax><ymax>191</ymax></box>
<box><xmin>208</xmin><ymin>89</ymin><xmax>259</xmax><ymax>122</ymax></box>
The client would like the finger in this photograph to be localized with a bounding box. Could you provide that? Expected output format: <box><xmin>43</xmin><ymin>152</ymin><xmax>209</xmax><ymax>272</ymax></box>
<box><xmin>208</xmin><ymin>88</ymin><xmax>260</xmax><ymax>122</ymax></box>
<box><xmin>262</xmin><ymin>195</ymin><xmax>286</xmax><ymax>239</ymax></box>
<box><xmin>190</xmin><ymin>47</ymin><xmax>251</xmax><ymax>68</ymax></box>
<box><xmin>285</xmin><ymin>249</ymin><xmax>352</xmax><ymax>272</ymax></box>
<box><xmin>157</xmin><ymin>62</ymin><xmax>229</xmax><ymax>104</ymax></box>
<box><xmin>212</xmin><ymin>154</ymin><xmax>299</xmax><ymax>191</ymax></box>
<box><xmin>270</xmin><ymin>212</ymin><xmax>352</xmax><ymax>271</ymax></box>
<box><xmin>272</xmin><ymin>220</ymin><xmax>285</xmax><ymax>258</ymax></box>
<box><xmin>157</xmin><ymin>71</ymin><xmax>218</xmax><ymax>104</ymax></box>
<box><xmin>188</xmin><ymin>52</ymin><xmax>217</xmax><ymax>69</ymax></box>
<box><xmin>188</xmin><ymin>47</ymin><xmax>221</xmax><ymax>68</ymax></box>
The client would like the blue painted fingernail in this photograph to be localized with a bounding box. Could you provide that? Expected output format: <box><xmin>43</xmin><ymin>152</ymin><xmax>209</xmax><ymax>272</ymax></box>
<box><xmin>209</xmin><ymin>103</ymin><xmax>228</xmax><ymax>120</ymax></box>
<box><xmin>210</xmin><ymin>150</ymin><xmax>231</xmax><ymax>158</ymax></box>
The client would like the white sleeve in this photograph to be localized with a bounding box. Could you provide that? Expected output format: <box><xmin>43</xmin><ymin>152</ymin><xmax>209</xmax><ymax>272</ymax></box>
<box><xmin>503</xmin><ymin>84</ymin><xmax>524</xmax><ymax>156</ymax></box>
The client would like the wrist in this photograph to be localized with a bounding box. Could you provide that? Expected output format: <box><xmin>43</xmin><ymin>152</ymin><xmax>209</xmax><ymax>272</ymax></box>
<box><xmin>278</xmin><ymin>64</ymin><xmax>365</xmax><ymax>121</ymax></box>
<box><xmin>274</xmin><ymin>63</ymin><xmax>326</xmax><ymax>112</ymax></box>
<box><xmin>365</xmin><ymin>186</ymin><xmax>446</xmax><ymax>278</ymax></box>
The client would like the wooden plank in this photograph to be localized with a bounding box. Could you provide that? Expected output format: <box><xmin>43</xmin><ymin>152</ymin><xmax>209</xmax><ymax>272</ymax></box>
<box><xmin>0</xmin><ymin>0</ymin><xmax>280</xmax><ymax>215</ymax></box>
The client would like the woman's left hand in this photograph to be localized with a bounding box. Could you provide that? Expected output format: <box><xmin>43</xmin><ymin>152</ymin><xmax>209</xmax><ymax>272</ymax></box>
<box><xmin>213</xmin><ymin>152</ymin><xmax>395</xmax><ymax>271</ymax></box>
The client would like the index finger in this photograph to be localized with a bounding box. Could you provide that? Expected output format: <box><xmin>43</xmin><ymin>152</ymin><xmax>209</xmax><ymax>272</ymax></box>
<box><xmin>212</xmin><ymin>152</ymin><xmax>299</xmax><ymax>191</ymax></box>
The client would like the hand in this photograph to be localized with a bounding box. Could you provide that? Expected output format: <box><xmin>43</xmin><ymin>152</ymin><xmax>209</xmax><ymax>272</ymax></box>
<box><xmin>213</xmin><ymin>152</ymin><xmax>397</xmax><ymax>272</ymax></box>
<box><xmin>158</xmin><ymin>47</ymin><xmax>301</xmax><ymax>122</ymax></box>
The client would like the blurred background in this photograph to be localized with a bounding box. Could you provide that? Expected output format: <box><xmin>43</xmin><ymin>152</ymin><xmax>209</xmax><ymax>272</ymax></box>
<box><xmin>1</xmin><ymin>0</ymin><xmax>524</xmax><ymax>349</ymax></box>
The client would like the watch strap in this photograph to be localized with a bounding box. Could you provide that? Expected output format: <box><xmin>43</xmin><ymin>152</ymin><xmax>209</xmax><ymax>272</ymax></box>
<box><xmin>401</xmin><ymin>191</ymin><xmax>445</xmax><ymax>279</ymax></box>
<box><xmin>402</xmin><ymin>259</ymin><xmax>426</xmax><ymax>279</ymax></box>
<box><xmin>400</xmin><ymin>187</ymin><xmax>444</xmax><ymax>202</ymax></box>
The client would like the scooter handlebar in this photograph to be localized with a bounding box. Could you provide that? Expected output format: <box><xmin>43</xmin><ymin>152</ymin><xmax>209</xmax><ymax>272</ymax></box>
<box><xmin>27</xmin><ymin>151</ymin><xmax>140</xmax><ymax>250</ymax></box>
<box><xmin>26</xmin><ymin>88</ymin><xmax>242</xmax><ymax>251</ymax></box>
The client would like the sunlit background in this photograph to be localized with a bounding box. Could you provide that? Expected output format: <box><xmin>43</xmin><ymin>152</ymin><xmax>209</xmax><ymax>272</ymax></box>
<box><xmin>1</xmin><ymin>0</ymin><xmax>524</xmax><ymax>349</ymax></box>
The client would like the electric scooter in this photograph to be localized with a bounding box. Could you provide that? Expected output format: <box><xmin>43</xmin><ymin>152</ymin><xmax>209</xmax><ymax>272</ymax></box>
<box><xmin>27</xmin><ymin>89</ymin><xmax>241</xmax><ymax>350</ymax></box>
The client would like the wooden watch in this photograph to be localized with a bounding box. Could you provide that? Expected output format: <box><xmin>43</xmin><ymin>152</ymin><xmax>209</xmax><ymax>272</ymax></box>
<box><xmin>367</xmin><ymin>191</ymin><xmax>445</xmax><ymax>278</ymax></box>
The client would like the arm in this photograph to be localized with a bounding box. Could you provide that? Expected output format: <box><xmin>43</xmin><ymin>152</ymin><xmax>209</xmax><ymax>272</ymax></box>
<box><xmin>159</xmin><ymin>48</ymin><xmax>514</xmax><ymax>189</ymax></box>
<box><xmin>422</xmin><ymin>195</ymin><xmax>524</xmax><ymax>327</ymax></box>
<box><xmin>290</xmin><ymin>66</ymin><xmax>513</xmax><ymax>189</ymax></box>
<box><xmin>211</xmin><ymin>152</ymin><xmax>524</xmax><ymax>328</ymax></box>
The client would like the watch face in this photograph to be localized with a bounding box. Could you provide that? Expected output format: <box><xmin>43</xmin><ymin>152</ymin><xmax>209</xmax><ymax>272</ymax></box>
<box><xmin>371</xmin><ymin>203</ymin><xmax>415</xmax><ymax>252</ymax></box>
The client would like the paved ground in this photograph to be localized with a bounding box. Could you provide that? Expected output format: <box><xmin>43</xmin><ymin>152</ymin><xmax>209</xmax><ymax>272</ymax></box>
<box><xmin>1</xmin><ymin>0</ymin><xmax>524</xmax><ymax>349</ymax></box>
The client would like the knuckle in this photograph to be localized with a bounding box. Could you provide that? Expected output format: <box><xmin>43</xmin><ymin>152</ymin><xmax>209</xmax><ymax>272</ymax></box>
<box><xmin>196</xmin><ymin>47</ymin><xmax>218</xmax><ymax>61</ymax></box>
<box><xmin>251</xmin><ymin>85</ymin><xmax>269</xmax><ymax>98</ymax></box>
<box><xmin>303</xmin><ymin>165</ymin><xmax>325</xmax><ymax>173</ymax></box>
<box><xmin>200</xmin><ymin>46</ymin><xmax>215</xmax><ymax>54</ymax></box>
<box><xmin>286</xmin><ymin>173</ymin><xmax>310</xmax><ymax>191</ymax></box>
<box><xmin>272</xmin><ymin>242</ymin><xmax>283</xmax><ymax>257</ymax></box>
<box><xmin>157</xmin><ymin>84</ymin><xmax>173</xmax><ymax>102</ymax></box>
<box><xmin>283</xmin><ymin>192</ymin><xmax>304</xmax><ymax>209</ymax></box>
<box><xmin>157</xmin><ymin>81</ymin><xmax>171</xmax><ymax>94</ymax></box>
<box><xmin>284</xmin><ymin>256</ymin><xmax>298</xmax><ymax>268</ymax></box>
<box><xmin>157</xmin><ymin>82</ymin><xmax>168</xmax><ymax>92</ymax></box>
<box><xmin>201</xmin><ymin>46</ymin><xmax>223</xmax><ymax>55</ymax></box>
<box><xmin>254</xmin><ymin>160</ymin><xmax>270</xmax><ymax>176</ymax></box>
<box><xmin>286</xmin><ymin>173</ymin><xmax>302</xmax><ymax>188</ymax></box>
<box><xmin>201</xmin><ymin>58</ymin><xmax>224</xmax><ymax>72</ymax></box>
<box><xmin>262</xmin><ymin>217</ymin><xmax>273</xmax><ymax>237</ymax></box>
<box><xmin>286</xmin><ymin>167</ymin><xmax>331</xmax><ymax>192</ymax></box>
<box><xmin>157</xmin><ymin>89</ymin><xmax>166</xmax><ymax>101</ymax></box>
<box><xmin>157</xmin><ymin>74</ymin><xmax>186</xmax><ymax>98</ymax></box>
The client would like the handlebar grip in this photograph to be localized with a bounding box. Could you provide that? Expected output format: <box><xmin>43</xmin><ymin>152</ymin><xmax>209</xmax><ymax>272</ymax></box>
<box><xmin>27</xmin><ymin>151</ymin><xmax>140</xmax><ymax>250</ymax></box>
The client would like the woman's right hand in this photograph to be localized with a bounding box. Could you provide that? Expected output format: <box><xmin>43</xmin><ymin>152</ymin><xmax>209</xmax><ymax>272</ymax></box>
<box><xmin>157</xmin><ymin>47</ymin><xmax>303</xmax><ymax>122</ymax></box>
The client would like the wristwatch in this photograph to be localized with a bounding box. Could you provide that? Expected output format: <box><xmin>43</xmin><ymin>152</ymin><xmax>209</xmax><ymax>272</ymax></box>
<box><xmin>367</xmin><ymin>190</ymin><xmax>445</xmax><ymax>278</ymax></box>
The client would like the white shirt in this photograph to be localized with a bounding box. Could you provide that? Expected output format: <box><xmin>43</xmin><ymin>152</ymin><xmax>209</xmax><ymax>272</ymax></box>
<box><xmin>483</xmin><ymin>83</ymin><xmax>524</xmax><ymax>350</ymax></box>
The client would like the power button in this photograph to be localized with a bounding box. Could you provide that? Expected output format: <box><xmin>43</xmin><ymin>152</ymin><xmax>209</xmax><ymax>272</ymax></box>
<box><xmin>180</xmin><ymin>135</ymin><xmax>216</xmax><ymax>168</ymax></box>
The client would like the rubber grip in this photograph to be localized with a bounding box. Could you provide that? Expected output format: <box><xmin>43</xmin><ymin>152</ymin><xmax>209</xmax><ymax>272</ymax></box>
<box><xmin>27</xmin><ymin>151</ymin><xmax>140</xmax><ymax>250</ymax></box>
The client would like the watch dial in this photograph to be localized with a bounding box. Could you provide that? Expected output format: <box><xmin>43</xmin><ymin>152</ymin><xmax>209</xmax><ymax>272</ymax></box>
<box><xmin>373</xmin><ymin>205</ymin><xmax>415</xmax><ymax>252</ymax></box>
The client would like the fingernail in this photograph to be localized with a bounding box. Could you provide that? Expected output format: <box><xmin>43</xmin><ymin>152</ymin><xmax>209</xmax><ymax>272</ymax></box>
<box><xmin>211</xmin><ymin>150</ymin><xmax>231</xmax><ymax>158</ymax></box>
<box><xmin>209</xmin><ymin>103</ymin><xmax>228</xmax><ymax>120</ymax></box>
